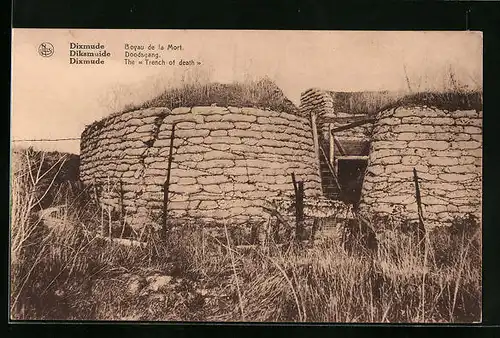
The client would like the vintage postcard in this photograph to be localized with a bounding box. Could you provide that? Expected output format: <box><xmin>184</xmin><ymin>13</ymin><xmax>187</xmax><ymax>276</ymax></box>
<box><xmin>10</xmin><ymin>29</ymin><xmax>482</xmax><ymax>322</ymax></box>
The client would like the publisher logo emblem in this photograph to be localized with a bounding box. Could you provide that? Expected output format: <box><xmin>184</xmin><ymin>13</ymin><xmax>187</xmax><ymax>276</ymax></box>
<box><xmin>38</xmin><ymin>42</ymin><xmax>54</xmax><ymax>57</ymax></box>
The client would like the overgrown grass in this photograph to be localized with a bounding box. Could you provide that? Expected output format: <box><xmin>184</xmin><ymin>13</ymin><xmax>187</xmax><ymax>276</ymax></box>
<box><xmin>329</xmin><ymin>90</ymin><xmax>483</xmax><ymax>116</ymax></box>
<box><xmin>83</xmin><ymin>77</ymin><xmax>298</xmax><ymax>138</ymax></box>
<box><xmin>10</xmin><ymin>148</ymin><xmax>481</xmax><ymax>322</ymax></box>
<box><xmin>139</xmin><ymin>77</ymin><xmax>298</xmax><ymax>113</ymax></box>
<box><xmin>329</xmin><ymin>67</ymin><xmax>482</xmax><ymax>115</ymax></box>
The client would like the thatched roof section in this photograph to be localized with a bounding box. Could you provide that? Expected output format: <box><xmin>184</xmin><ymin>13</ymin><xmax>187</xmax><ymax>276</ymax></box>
<box><xmin>328</xmin><ymin>90</ymin><xmax>483</xmax><ymax>115</ymax></box>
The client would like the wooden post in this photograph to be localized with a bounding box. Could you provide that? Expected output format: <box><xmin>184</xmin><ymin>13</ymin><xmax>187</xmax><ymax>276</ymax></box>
<box><xmin>413</xmin><ymin>168</ymin><xmax>424</xmax><ymax>224</ymax></box>
<box><xmin>413</xmin><ymin>168</ymin><xmax>426</xmax><ymax>252</ymax></box>
<box><xmin>318</xmin><ymin>144</ymin><xmax>343</xmax><ymax>194</ymax></box>
<box><xmin>162</xmin><ymin>179</ymin><xmax>169</xmax><ymax>235</ymax></box>
<box><xmin>329</xmin><ymin>123</ymin><xmax>335</xmax><ymax>168</ymax></box>
<box><xmin>162</xmin><ymin>123</ymin><xmax>177</xmax><ymax>237</ymax></box>
<box><xmin>413</xmin><ymin>167</ymin><xmax>428</xmax><ymax>319</ymax></box>
<box><xmin>310</xmin><ymin>113</ymin><xmax>322</xmax><ymax>183</ymax></box>
<box><xmin>295</xmin><ymin>181</ymin><xmax>305</xmax><ymax>241</ymax></box>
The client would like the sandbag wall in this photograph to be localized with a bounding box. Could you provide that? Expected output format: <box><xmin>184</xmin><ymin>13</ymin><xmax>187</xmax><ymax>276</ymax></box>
<box><xmin>300</xmin><ymin>88</ymin><xmax>335</xmax><ymax>137</ymax></box>
<box><xmin>359</xmin><ymin>106</ymin><xmax>482</xmax><ymax>226</ymax></box>
<box><xmin>299</xmin><ymin>88</ymin><xmax>334</xmax><ymax>120</ymax></box>
<box><xmin>80</xmin><ymin>106</ymin><xmax>323</xmax><ymax>231</ymax></box>
<box><xmin>299</xmin><ymin>89</ymin><xmax>373</xmax><ymax>144</ymax></box>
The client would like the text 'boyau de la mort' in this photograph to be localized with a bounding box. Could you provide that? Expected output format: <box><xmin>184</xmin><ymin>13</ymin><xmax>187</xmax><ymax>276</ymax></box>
<box><xmin>123</xmin><ymin>43</ymin><xmax>201</xmax><ymax>66</ymax></box>
<box><xmin>69</xmin><ymin>43</ymin><xmax>111</xmax><ymax>65</ymax></box>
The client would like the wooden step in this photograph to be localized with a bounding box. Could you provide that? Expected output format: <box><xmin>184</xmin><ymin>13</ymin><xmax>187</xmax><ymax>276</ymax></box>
<box><xmin>336</xmin><ymin>155</ymin><xmax>369</xmax><ymax>161</ymax></box>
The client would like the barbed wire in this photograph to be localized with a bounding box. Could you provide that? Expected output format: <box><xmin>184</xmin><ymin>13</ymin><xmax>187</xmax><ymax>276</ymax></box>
<box><xmin>33</xmin><ymin>133</ymin><xmax>480</xmax><ymax>198</ymax></box>
<box><xmin>12</xmin><ymin>138</ymin><xmax>81</xmax><ymax>142</ymax></box>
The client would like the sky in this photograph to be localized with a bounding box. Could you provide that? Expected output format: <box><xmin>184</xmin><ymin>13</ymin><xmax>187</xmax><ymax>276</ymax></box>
<box><xmin>11</xmin><ymin>29</ymin><xmax>482</xmax><ymax>154</ymax></box>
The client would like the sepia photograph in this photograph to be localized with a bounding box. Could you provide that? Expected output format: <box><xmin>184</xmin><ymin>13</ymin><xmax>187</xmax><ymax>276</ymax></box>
<box><xmin>10</xmin><ymin>29</ymin><xmax>482</xmax><ymax>323</ymax></box>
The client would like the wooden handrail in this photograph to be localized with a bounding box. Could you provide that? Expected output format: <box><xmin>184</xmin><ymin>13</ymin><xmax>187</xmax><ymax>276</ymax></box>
<box><xmin>319</xmin><ymin>143</ymin><xmax>342</xmax><ymax>193</ymax></box>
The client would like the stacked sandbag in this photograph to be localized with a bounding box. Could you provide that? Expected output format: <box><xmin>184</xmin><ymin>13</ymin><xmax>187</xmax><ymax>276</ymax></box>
<box><xmin>299</xmin><ymin>88</ymin><xmax>334</xmax><ymax>122</ymax></box>
<box><xmin>80</xmin><ymin>106</ymin><xmax>323</xmax><ymax>231</ymax></box>
<box><xmin>359</xmin><ymin>107</ymin><xmax>482</xmax><ymax>227</ymax></box>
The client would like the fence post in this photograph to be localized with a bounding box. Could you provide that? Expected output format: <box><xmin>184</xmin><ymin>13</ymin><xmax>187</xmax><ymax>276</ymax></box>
<box><xmin>290</xmin><ymin>173</ymin><xmax>305</xmax><ymax>241</ymax></box>
<box><xmin>311</xmin><ymin>113</ymin><xmax>323</xmax><ymax>188</ymax></box>
<box><xmin>162</xmin><ymin>179</ymin><xmax>169</xmax><ymax>237</ymax></box>
<box><xmin>413</xmin><ymin>167</ymin><xmax>429</xmax><ymax>320</ymax></box>
<box><xmin>413</xmin><ymin>168</ymin><xmax>426</xmax><ymax>252</ymax></box>
<box><xmin>295</xmin><ymin>181</ymin><xmax>305</xmax><ymax>241</ymax></box>
<box><xmin>162</xmin><ymin>123</ymin><xmax>177</xmax><ymax>239</ymax></box>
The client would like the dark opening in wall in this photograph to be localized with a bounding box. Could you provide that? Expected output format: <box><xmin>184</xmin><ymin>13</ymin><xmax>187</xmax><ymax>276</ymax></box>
<box><xmin>338</xmin><ymin>158</ymin><xmax>367</xmax><ymax>205</ymax></box>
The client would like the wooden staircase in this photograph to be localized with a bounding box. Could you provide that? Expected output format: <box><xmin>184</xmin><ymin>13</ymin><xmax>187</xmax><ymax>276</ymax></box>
<box><xmin>318</xmin><ymin>139</ymin><xmax>342</xmax><ymax>200</ymax></box>
<box><xmin>311</xmin><ymin>112</ymin><xmax>373</xmax><ymax>203</ymax></box>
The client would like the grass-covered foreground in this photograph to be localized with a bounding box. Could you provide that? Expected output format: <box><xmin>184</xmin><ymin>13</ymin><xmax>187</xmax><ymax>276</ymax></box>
<box><xmin>10</xmin><ymin>148</ymin><xmax>481</xmax><ymax>322</ymax></box>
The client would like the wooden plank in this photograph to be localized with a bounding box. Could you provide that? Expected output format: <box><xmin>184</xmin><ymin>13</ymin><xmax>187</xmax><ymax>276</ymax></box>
<box><xmin>335</xmin><ymin>136</ymin><xmax>372</xmax><ymax>142</ymax></box>
<box><xmin>329</xmin><ymin>123</ymin><xmax>335</xmax><ymax>167</ymax></box>
<box><xmin>331</xmin><ymin>117</ymin><xmax>376</xmax><ymax>133</ymax></box>
<box><xmin>318</xmin><ymin>143</ymin><xmax>343</xmax><ymax>193</ymax></box>
<box><xmin>336</xmin><ymin>156</ymin><xmax>369</xmax><ymax>161</ymax></box>
<box><xmin>310</xmin><ymin>113</ymin><xmax>322</xmax><ymax>182</ymax></box>
<box><xmin>333</xmin><ymin>136</ymin><xmax>347</xmax><ymax>156</ymax></box>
